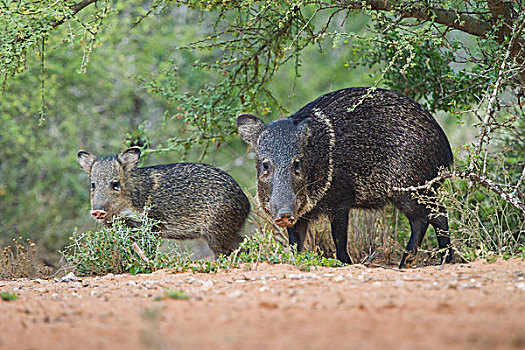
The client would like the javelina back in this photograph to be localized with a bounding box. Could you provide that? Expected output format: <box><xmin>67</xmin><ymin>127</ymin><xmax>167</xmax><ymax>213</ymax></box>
<box><xmin>78</xmin><ymin>147</ymin><xmax>250</xmax><ymax>258</ymax></box>
<box><xmin>237</xmin><ymin>87</ymin><xmax>453</xmax><ymax>268</ymax></box>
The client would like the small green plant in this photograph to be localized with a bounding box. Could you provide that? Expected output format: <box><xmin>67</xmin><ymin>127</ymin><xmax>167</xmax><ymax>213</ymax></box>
<box><xmin>0</xmin><ymin>291</ymin><xmax>18</xmax><ymax>301</ymax></box>
<box><xmin>518</xmin><ymin>246</ymin><xmax>525</xmax><ymax>259</ymax></box>
<box><xmin>154</xmin><ymin>289</ymin><xmax>191</xmax><ymax>301</ymax></box>
<box><xmin>61</xmin><ymin>210</ymin><xmax>190</xmax><ymax>276</ymax></box>
<box><xmin>219</xmin><ymin>229</ymin><xmax>344</xmax><ymax>273</ymax></box>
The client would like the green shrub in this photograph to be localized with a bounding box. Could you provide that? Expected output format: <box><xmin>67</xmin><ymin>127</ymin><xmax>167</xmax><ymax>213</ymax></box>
<box><xmin>62</xmin><ymin>211</ymin><xmax>344</xmax><ymax>276</ymax></box>
<box><xmin>61</xmin><ymin>211</ymin><xmax>191</xmax><ymax>276</ymax></box>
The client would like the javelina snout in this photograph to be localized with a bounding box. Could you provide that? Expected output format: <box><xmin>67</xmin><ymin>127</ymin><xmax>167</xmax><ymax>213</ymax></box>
<box><xmin>274</xmin><ymin>208</ymin><xmax>297</xmax><ymax>227</ymax></box>
<box><xmin>270</xmin><ymin>188</ymin><xmax>299</xmax><ymax>227</ymax></box>
<box><xmin>90</xmin><ymin>206</ymin><xmax>107</xmax><ymax>221</ymax></box>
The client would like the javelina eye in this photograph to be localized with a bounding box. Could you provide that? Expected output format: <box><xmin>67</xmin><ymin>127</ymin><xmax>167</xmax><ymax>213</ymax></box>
<box><xmin>262</xmin><ymin>161</ymin><xmax>270</xmax><ymax>172</ymax></box>
<box><xmin>293</xmin><ymin>159</ymin><xmax>302</xmax><ymax>174</ymax></box>
<box><xmin>111</xmin><ymin>181</ymin><xmax>121</xmax><ymax>191</ymax></box>
<box><xmin>90</xmin><ymin>182</ymin><xmax>95</xmax><ymax>190</ymax></box>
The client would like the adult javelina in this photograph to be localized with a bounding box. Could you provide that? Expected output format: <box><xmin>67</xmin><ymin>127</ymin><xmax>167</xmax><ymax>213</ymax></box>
<box><xmin>77</xmin><ymin>147</ymin><xmax>250</xmax><ymax>258</ymax></box>
<box><xmin>237</xmin><ymin>87</ymin><xmax>453</xmax><ymax>268</ymax></box>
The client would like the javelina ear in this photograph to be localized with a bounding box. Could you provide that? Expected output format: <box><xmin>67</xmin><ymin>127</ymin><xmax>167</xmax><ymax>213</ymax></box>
<box><xmin>236</xmin><ymin>113</ymin><xmax>266</xmax><ymax>148</ymax></box>
<box><xmin>117</xmin><ymin>147</ymin><xmax>141</xmax><ymax>171</ymax></box>
<box><xmin>78</xmin><ymin>151</ymin><xmax>97</xmax><ymax>174</ymax></box>
<box><xmin>296</xmin><ymin>118</ymin><xmax>312</xmax><ymax>138</ymax></box>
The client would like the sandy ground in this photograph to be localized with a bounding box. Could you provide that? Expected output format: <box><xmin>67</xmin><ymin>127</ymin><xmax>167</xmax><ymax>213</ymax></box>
<box><xmin>1</xmin><ymin>259</ymin><xmax>524</xmax><ymax>350</ymax></box>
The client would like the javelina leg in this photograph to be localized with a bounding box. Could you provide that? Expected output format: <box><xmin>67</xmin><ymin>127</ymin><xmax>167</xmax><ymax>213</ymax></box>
<box><xmin>206</xmin><ymin>238</ymin><xmax>225</xmax><ymax>259</ymax></box>
<box><xmin>287</xmin><ymin>218</ymin><xmax>308</xmax><ymax>252</ymax></box>
<box><xmin>330</xmin><ymin>209</ymin><xmax>352</xmax><ymax>264</ymax></box>
<box><xmin>399</xmin><ymin>217</ymin><xmax>429</xmax><ymax>268</ymax></box>
<box><xmin>206</xmin><ymin>234</ymin><xmax>240</xmax><ymax>259</ymax></box>
<box><xmin>428</xmin><ymin>208</ymin><xmax>453</xmax><ymax>264</ymax></box>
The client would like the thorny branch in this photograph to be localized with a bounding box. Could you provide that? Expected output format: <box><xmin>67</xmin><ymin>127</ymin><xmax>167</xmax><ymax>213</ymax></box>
<box><xmin>468</xmin><ymin>21</ymin><xmax>512</xmax><ymax>173</ymax></box>
<box><xmin>393</xmin><ymin>171</ymin><xmax>525</xmax><ymax>214</ymax></box>
<box><xmin>340</xmin><ymin>0</ymin><xmax>491</xmax><ymax>36</ymax></box>
<box><xmin>12</xmin><ymin>0</ymin><xmax>99</xmax><ymax>44</ymax></box>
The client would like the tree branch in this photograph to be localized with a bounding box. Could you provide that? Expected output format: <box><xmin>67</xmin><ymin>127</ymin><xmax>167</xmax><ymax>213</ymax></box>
<box><xmin>340</xmin><ymin>0</ymin><xmax>492</xmax><ymax>36</ymax></box>
<box><xmin>13</xmin><ymin>0</ymin><xmax>99</xmax><ymax>43</ymax></box>
<box><xmin>393</xmin><ymin>171</ymin><xmax>525</xmax><ymax>214</ymax></box>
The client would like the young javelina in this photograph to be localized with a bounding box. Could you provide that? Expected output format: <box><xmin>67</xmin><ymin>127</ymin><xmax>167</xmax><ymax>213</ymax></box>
<box><xmin>78</xmin><ymin>147</ymin><xmax>250</xmax><ymax>258</ymax></box>
<box><xmin>237</xmin><ymin>87</ymin><xmax>453</xmax><ymax>268</ymax></box>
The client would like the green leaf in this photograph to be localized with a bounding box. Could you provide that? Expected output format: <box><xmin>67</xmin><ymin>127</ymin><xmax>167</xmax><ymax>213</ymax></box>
<box><xmin>0</xmin><ymin>292</ymin><xmax>18</xmax><ymax>301</ymax></box>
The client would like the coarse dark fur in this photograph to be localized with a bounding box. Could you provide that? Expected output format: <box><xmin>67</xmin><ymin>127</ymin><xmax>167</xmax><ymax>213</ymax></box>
<box><xmin>78</xmin><ymin>147</ymin><xmax>250</xmax><ymax>258</ymax></box>
<box><xmin>237</xmin><ymin>87</ymin><xmax>453</xmax><ymax>268</ymax></box>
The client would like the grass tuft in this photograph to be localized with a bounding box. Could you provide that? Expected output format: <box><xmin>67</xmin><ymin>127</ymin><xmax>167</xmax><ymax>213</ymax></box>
<box><xmin>1</xmin><ymin>237</ymin><xmax>52</xmax><ymax>279</ymax></box>
<box><xmin>155</xmin><ymin>289</ymin><xmax>191</xmax><ymax>301</ymax></box>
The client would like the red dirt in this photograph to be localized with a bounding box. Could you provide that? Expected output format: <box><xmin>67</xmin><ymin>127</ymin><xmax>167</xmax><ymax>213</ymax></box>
<box><xmin>1</xmin><ymin>259</ymin><xmax>524</xmax><ymax>350</ymax></box>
